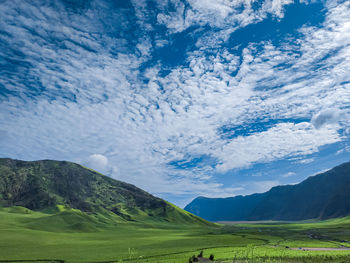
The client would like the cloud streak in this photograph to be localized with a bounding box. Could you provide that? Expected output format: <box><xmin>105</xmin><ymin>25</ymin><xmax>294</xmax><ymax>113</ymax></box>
<box><xmin>1</xmin><ymin>0</ymin><xmax>350</xmax><ymax>204</ymax></box>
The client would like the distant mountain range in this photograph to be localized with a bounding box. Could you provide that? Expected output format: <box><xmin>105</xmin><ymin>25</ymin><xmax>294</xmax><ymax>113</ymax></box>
<box><xmin>0</xmin><ymin>158</ymin><xmax>209</xmax><ymax>225</ymax></box>
<box><xmin>185</xmin><ymin>161</ymin><xmax>350</xmax><ymax>221</ymax></box>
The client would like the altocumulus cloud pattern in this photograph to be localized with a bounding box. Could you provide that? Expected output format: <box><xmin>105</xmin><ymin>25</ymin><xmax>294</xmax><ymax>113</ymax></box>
<box><xmin>1</xmin><ymin>0</ymin><xmax>350</xmax><ymax>206</ymax></box>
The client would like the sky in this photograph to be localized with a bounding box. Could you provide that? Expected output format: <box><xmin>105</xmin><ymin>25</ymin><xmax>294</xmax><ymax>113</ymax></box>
<box><xmin>1</xmin><ymin>0</ymin><xmax>350</xmax><ymax>207</ymax></box>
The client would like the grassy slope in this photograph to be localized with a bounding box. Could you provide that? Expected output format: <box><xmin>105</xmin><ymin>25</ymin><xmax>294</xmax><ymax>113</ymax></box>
<box><xmin>1</xmin><ymin>207</ymin><xmax>350</xmax><ymax>263</ymax></box>
<box><xmin>0</xmin><ymin>206</ymin><xmax>228</xmax><ymax>262</ymax></box>
<box><xmin>0</xmin><ymin>158</ymin><xmax>210</xmax><ymax>226</ymax></box>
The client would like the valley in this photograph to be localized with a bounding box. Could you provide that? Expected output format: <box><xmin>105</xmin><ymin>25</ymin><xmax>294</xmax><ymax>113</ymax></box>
<box><xmin>1</xmin><ymin>206</ymin><xmax>350</xmax><ymax>263</ymax></box>
<box><xmin>1</xmin><ymin>159</ymin><xmax>350</xmax><ymax>262</ymax></box>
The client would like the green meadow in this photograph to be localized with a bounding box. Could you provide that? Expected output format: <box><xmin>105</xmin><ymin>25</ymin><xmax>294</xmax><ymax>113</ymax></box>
<box><xmin>1</xmin><ymin>206</ymin><xmax>350</xmax><ymax>263</ymax></box>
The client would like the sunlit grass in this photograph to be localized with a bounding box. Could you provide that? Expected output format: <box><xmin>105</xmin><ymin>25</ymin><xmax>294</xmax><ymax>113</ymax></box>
<box><xmin>1</xmin><ymin>207</ymin><xmax>350</xmax><ymax>263</ymax></box>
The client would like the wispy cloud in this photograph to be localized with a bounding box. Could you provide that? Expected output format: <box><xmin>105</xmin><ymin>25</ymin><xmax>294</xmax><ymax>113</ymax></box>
<box><xmin>157</xmin><ymin>0</ymin><xmax>294</xmax><ymax>33</ymax></box>
<box><xmin>1</xmin><ymin>0</ymin><xmax>350</xmax><ymax>203</ymax></box>
<box><xmin>281</xmin><ymin>172</ymin><xmax>296</xmax><ymax>178</ymax></box>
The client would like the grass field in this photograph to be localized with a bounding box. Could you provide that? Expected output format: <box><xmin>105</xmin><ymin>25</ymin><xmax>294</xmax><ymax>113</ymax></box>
<box><xmin>1</xmin><ymin>206</ymin><xmax>350</xmax><ymax>263</ymax></box>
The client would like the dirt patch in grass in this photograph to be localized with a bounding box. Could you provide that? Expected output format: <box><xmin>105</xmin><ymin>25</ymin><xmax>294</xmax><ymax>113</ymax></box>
<box><xmin>290</xmin><ymin>247</ymin><xmax>350</xmax><ymax>251</ymax></box>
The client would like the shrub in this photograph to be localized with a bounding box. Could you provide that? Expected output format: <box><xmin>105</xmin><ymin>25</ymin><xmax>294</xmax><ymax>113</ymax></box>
<box><xmin>192</xmin><ymin>255</ymin><xmax>198</xmax><ymax>262</ymax></box>
<box><xmin>209</xmin><ymin>254</ymin><xmax>214</xmax><ymax>261</ymax></box>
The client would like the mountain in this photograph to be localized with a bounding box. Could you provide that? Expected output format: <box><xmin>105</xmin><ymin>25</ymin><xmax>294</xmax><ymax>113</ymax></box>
<box><xmin>185</xmin><ymin>161</ymin><xmax>350</xmax><ymax>221</ymax></box>
<box><xmin>0</xmin><ymin>158</ymin><xmax>209</xmax><ymax>225</ymax></box>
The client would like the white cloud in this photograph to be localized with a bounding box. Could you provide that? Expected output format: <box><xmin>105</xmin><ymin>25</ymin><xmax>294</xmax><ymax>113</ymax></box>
<box><xmin>215</xmin><ymin>123</ymin><xmax>340</xmax><ymax>172</ymax></box>
<box><xmin>156</xmin><ymin>0</ymin><xmax>297</xmax><ymax>58</ymax></box>
<box><xmin>297</xmin><ymin>158</ymin><xmax>315</xmax><ymax>164</ymax></box>
<box><xmin>136</xmin><ymin>37</ymin><xmax>153</xmax><ymax>57</ymax></box>
<box><xmin>260</xmin><ymin>0</ymin><xmax>294</xmax><ymax>19</ymax></box>
<box><xmin>281</xmin><ymin>172</ymin><xmax>296</xmax><ymax>178</ymax></box>
<box><xmin>85</xmin><ymin>154</ymin><xmax>108</xmax><ymax>173</ymax></box>
<box><xmin>311</xmin><ymin>109</ymin><xmax>343</xmax><ymax>129</ymax></box>
<box><xmin>1</xmin><ymin>0</ymin><xmax>350</xmax><ymax>203</ymax></box>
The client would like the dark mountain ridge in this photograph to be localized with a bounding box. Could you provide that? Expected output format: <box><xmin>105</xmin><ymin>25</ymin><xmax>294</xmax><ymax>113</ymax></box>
<box><xmin>0</xmin><ymin>158</ymin><xmax>209</xmax><ymax>225</ymax></box>
<box><xmin>185</xmin><ymin>161</ymin><xmax>350</xmax><ymax>221</ymax></box>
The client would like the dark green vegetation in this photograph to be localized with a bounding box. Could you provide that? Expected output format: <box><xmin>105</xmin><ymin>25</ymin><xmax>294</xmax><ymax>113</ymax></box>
<box><xmin>0</xmin><ymin>158</ymin><xmax>208</xmax><ymax>225</ymax></box>
<box><xmin>185</xmin><ymin>161</ymin><xmax>350</xmax><ymax>221</ymax></box>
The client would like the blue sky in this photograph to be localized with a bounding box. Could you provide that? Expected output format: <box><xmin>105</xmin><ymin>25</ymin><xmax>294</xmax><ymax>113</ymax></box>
<box><xmin>1</xmin><ymin>0</ymin><xmax>350</xmax><ymax>207</ymax></box>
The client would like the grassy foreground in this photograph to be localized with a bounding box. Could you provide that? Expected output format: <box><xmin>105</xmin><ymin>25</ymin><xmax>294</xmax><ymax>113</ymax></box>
<box><xmin>0</xmin><ymin>207</ymin><xmax>350</xmax><ymax>263</ymax></box>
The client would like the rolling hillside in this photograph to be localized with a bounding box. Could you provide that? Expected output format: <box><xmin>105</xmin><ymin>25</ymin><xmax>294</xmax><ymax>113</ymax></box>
<box><xmin>0</xmin><ymin>158</ymin><xmax>209</xmax><ymax>226</ymax></box>
<box><xmin>185</xmin><ymin>161</ymin><xmax>350</xmax><ymax>221</ymax></box>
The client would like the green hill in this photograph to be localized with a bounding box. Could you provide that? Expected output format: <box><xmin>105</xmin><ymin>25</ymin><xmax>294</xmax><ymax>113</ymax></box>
<box><xmin>0</xmin><ymin>158</ymin><xmax>209</xmax><ymax>227</ymax></box>
<box><xmin>185</xmin><ymin>161</ymin><xmax>350</xmax><ymax>221</ymax></box>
